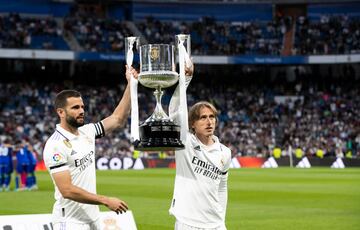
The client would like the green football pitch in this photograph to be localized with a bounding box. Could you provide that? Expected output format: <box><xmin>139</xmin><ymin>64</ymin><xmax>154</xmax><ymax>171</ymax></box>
<box><xmin>0</xmin><ymin>168</ymin><xmax>359</xmax><ymax>230</ymax></box>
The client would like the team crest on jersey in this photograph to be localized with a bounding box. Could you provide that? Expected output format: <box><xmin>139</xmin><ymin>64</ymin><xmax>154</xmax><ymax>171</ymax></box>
<box><xmin>220</xmin><ymin>159</ymin><xmax>225</xmax><ymax>167</ymax></box>
<box><xmin>85</xmin><ymin>136</ymin><xmax>93</xmax><ymax>144</ymax></box>
<box><xmin>63</xmin><ymin>140</ymin><xmax>72</xmax><ymax>148</ymax></box>
<box><xmin>52</xmin><ymin>153</ymin><xmax>62</xmax><ymax>162</ymax></box>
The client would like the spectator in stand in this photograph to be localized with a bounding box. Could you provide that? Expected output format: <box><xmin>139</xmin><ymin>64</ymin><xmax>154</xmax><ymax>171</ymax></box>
<box><xmin>135</xmin><ymin>16</ymin><xmax>286</xmax><ymax>55</ymax></box>
<box><xmin>0</xmin><ymin>13</ymin><xmax>64</xmax><ymax>50</ymax></box>
<box><xmin>295</xmin><ymin>15</ymin><xmax>360</xmax><ymax>55</ymax></box>
<box><xmin>0</xmin><ymin>65</ymin><xmax>359</xmax><ymax>159</ymax></box>
<box><xmin>64</xmin><ymin>9</ymin><xmax>132</xmax><ymax>52</ymax></box>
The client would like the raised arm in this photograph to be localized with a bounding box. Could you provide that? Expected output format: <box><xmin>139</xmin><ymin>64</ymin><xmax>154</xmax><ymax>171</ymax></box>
<box><xmin>169</xmin><ymin>63</ymin><xmax>194</xmax><ymax>126</ymax></box>
<box><xmin>101</xmin><ymin>66</ymin><xmax>138</xmax><ymax>134</ymax></box>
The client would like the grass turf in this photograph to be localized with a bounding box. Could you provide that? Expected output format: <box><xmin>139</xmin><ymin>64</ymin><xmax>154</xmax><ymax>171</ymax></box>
<box><xmin>0</xmin><ymin>168</ymin><xmax>359</xmax><ymax>230</ymax></box>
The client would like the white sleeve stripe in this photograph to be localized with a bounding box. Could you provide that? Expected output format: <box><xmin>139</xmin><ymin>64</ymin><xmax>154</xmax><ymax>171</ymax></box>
<box><xmin>94</xmin><ymin>123</ymin><xmax>100</xmax><ymax>134</ymax></box>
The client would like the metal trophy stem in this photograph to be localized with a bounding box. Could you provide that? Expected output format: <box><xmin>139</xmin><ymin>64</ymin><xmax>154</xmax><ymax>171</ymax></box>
<box><xmin>145</xmin><ymin>87</ymin><xmax>169</xmax><ymax>122</ymax></box>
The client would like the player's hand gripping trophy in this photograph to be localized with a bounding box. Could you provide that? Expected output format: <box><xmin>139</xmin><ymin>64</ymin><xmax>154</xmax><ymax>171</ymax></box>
<box><xmin>126</xmin><ymin>34</ymin><xmax>191</xmax><ymax>151</ymax></box>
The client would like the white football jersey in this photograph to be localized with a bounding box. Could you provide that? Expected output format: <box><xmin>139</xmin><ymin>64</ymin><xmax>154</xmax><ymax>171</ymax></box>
<box><xmin>43</xmin><ymin>122</ymin><xmax>105</xmax><ymax>224</ymax></box>
<box><xmin>168</xmin><ymin>78</ymin><xmax>231</xmax><ymax>228</ymax></box>
<box><xmin>169</xmin><ymin>133</ymin><xmax>231</xmax><ymax>228</ymax></box>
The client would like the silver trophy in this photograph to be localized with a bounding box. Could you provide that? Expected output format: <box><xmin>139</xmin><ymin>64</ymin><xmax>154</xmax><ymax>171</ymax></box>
<box><xmin>127</xmin><ymin>35</ymin><xmax>191</xmax><ymax>151</ymax></box>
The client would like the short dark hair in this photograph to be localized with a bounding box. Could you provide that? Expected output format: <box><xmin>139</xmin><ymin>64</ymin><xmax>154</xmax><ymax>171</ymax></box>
<box><xmin>188</xmin><ymin>101</ymin><xmax>218</xmax><ymax>133</ymax></box>
<box><xmin>54</xmin><ymin>90</ymin><xmax>82</xmax><ymax>109</ymax></box>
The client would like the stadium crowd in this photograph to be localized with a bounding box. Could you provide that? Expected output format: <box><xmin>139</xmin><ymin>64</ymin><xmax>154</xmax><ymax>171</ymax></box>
<box><xmin>294</xmin><ymin>15</ymin><xmax>360</xmax><ymax>55</ymax></box>
<box><xmin>136</xmin><ymin>15</ymin><xmax>288</xmax><ymax>55</ymax></box>
<box><xmin>1</xmin><ymin>5</ymin><xmax>360</xmax><ymax>161</ymax></box>
<box><xmin>1</xmin><ymin>10</ymin><xmax>360</xmax><ymax>56</ymax></box>
<box><xmin>63</xmin><ymin>6</ymin><xmax>133</xmax><ymax>52</ymax></box>
<box><xmin>0</xmin><ymin>13</ymin><xmax>63</xmax><ymax>50</ymax></box>
<box><xmin>0</xmin><ymin>67</ymin><xmax>359</xmax><ymax>161</ymax></box>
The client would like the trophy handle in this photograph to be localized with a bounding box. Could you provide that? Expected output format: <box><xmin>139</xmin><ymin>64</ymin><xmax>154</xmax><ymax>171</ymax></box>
<box><xmin>175</xmin><ymin>34</ymin><xmax>191</xmax><ymax>57</ymax></box>
<box><xmin>126</xmin><ymin>36</ymin><xmax>140</xmax><ymax>143</ymax></box>
<box><xmin>175</xmin><ymin>34</ymin><xmax>191</xmax><ymax>142</ymax></box>
<box><xmin>125</xmin><ymin>36</ymin><xmax>140</xmax><ymax>67</ymax></box>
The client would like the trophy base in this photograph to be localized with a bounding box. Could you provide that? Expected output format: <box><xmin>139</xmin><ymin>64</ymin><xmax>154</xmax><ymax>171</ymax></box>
<box><xmin>133</xmin><ymin>120</ymin><xmax>185</xmax><ymax>151</ymax></box>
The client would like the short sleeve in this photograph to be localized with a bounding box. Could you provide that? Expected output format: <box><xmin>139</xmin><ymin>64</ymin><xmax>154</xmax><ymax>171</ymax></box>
<box><xmin>224</xmin><ymin>147</ymin><xmax>232</xmax><ymax>173</ymax></box>
<box><xmin>43</xmin><ymin>143</ymin><xmax>69</xmax><ymax>174</ymax></box>
<box><xmin>80</xmin><ymin>122</ymin><xmax>105</xmax><ymax>139</ymax></box>
<box><xmin>94</xmin><ymin>121</ymin><xmax>105</xmax><ymax>138</ymax></box>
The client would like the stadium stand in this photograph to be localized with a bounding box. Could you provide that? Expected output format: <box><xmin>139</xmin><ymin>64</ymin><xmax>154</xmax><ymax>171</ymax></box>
<box><xmin>64</xmin><ymin>16</ymin><xmax>132</xmax><ymax>52</ymax></box>
<box><xmin>0</xmin><ymin>64</ymin><xmax>359</xmax><ymax>160</ymax></box>
<box><xmin>0</xmin><ymin>1</ymin><xmax>359</xmax><ymax>55</ymax></box>
<box><xmin>136</xmin><ymin>15</ymin><xmax>288</xmax><ymax>55</ymax></box>
<box><xmin>0</xmin><ymin>13</ymin><xmax>68</xmax><ymax>50</ymax></box>
<box><xmin>0</xmin><ymin>0</ymin><xmax>359</xmax><ymax>162</ymax></box>
<box><xmin>294</xmin><ymin>15</ymin><xmax>360</xmax><ymax>55</ymax></box>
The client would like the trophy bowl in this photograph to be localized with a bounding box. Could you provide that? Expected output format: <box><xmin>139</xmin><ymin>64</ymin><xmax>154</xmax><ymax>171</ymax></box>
<box><xmin>138</xmin><ymin>44</ymin><xmax>179</xmax><ymax>89</ymax></box>
<box><xmin>138</xmin><ymin>70</ymin><xmax>179</xmax><ymax>89</ymax></box>
<box><xmin>134</xmin><ymin>43</ymin><xmax>185</xmax><ymax>151</ymax></box>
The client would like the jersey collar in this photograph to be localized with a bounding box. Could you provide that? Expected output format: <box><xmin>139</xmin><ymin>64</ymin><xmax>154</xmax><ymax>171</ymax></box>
<box><xmin>56</xmin><ymin>124</ymin><xmax>79</xmax><ymax>140</ymax></box>
<box><xmin>192</xmin><ymin>134</ymin><xmax>221</xmax><ymax>152</ymax></box>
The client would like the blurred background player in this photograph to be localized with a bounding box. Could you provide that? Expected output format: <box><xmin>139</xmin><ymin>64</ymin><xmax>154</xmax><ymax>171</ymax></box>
<box><xmin>0</xmin><ymin>139</ymin><xmax>13</xmax><ymax>192</ymax></box>
<box><xmin>26</xmin><ymin>143</ymin><xmax>38</xmax><ymax>190</ymax></box>
<box><xmin>15</xmin><ymin>141</ymin><xmax>30</xmax><ymax>191</ymax></box>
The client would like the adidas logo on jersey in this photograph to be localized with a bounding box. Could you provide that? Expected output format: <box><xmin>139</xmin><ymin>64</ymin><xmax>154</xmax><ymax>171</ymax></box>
<box><xmin>70</xmin><ymin>150</ymin><xmax>78</xmax><ymax>155</ymax></box>
<box><xmin>194</xmin><ymin>146</ymin><xmax>201</xmax><ymax>151</ymax></box>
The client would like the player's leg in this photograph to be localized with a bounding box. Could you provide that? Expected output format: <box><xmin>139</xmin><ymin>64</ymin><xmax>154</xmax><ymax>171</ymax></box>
<box><xmin>4</xmin><ymin>165</ymin><xmax>11</xmax><ymax>191</ymax></box>
<box><xmin>20</xmin><ymin>164</ymin><xmax>28</xmax><ymax>189</ymax></box>
<box><xmin>0</xmin><ymin>165</ymin><xmax>4</xmax><ymax>191</ymax></box>
<box><xmin>15</xmin><ymin>171</ymin><xmax>20</xmax><ymax>191</ymax></box>
<box><xmin>26</xmin><ymin>164</ymin><xmax>35</xmax><ymax>189</ymax></box>
<box><xmin>15</xmin><ymin>163</ymin><xmax>23</xmax><ymax>191</ymax></box>
<box><xmin>29</xmin><ymin>164</ymin><xmax>38</xmax><ymax>190</ymax></box>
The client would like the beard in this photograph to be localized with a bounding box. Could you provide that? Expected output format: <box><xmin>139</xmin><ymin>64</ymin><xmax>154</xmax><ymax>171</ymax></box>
<box><xmin>66</xmin><ymin>115</ymin><xmax>84</xmax><ymax>128</ymax></box>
